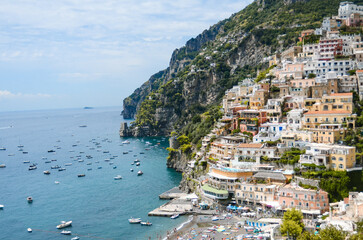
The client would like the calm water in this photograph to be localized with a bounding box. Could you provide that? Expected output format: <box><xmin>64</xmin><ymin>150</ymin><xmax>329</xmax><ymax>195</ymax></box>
<box><xmin>0</xmin><ymin>107</ymin><xmax>184</xmax><ymax>240</ymax></box>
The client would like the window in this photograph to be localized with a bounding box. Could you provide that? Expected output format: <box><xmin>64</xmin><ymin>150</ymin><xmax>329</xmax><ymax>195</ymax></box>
<box><xmin>291</xmin><ymin>202</ymin><xmax>294</xmax><ymax>206</ymax></box>
<box><xmin>306</xmin><ymin>203</ymin><xmax>309</xmax><ymax>207</ymax></box>
<box><xmin>339</xmin><ymin>164</ymin><xmax>343</xmax><ymax>169</ymax></box>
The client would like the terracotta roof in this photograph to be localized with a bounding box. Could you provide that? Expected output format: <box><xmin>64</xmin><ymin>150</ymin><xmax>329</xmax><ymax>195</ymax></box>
<box><xmin>329</xmin><ymin>93</ymin><xmax>353</xmax><ymax>97</ymax></box>
<box><xmin>305</xmin><ymin>110</ymin><xmax>351</xmax><ymax>115</ymax></box>
<box><xmin>356</xmin><ymin>70</ymin><xmax>363</xmax><ymax>73</ymax></box>
<box><xmin>238</xmin><ymin>143</ymin><xmax>263</xmax><ymax>148</ymax></box>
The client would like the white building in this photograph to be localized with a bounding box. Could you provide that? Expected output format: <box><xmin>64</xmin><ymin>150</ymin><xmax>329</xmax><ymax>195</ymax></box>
<box><xmin>338</xmin><ymin>2</ymin><xmax>363</xmax><ymax>19</ymax></box>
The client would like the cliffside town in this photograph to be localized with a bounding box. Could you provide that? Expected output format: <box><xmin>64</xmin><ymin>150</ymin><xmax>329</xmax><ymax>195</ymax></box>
<box><xmin>169</xmin><ymin>1</ymin><xmax>363</xmax><ymax>237</ymax></box>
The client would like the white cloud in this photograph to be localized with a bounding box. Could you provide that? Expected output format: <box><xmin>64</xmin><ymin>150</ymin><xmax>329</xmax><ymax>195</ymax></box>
<box><xmin>0</xmin><ymin>90</ymin><xmax>51</xmax><ymax>99</ymax></box>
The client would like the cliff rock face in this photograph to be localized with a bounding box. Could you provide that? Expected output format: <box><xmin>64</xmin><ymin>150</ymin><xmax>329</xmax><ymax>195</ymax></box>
<box><xmin>121</xmin><ymin>23</ymin><xmax>224</xmax><ymax>120</ymax></box>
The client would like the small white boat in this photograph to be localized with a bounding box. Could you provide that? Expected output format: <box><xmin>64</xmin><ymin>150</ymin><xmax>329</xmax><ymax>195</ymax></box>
<box><xmin>0</xmin><ymin>147</ymin><xmax>6</xmax><ymax>151</ymax></box>
<box><xmin>141</xmin><ymin>221</ymin><xmax>152</xmax><ymax>226</ymax></box>
<box><xmin>170</xmin><ymin>214</ymin><xmax>179</xmax><ymax>219</ymax></box>
<box><xmin>71</xmin><ymin>237</ymin><xmax>80</xmax><ymax>240</ymax></box>
<box><xmin>43</xmin><ymin>170</ymin><xmax>50</xmax><ymax>175</ymax></box>
<box><xmin>0</xmin><ymin>205</ymin><xmax>4</xmax><ymax>209</ymax></box>
<box><xmin>27</xmin><ymin>228</ymin><xmax>32</xmax><ymax>233</ymax></box>
<box><xmin>122</xmin><ymin>140</ymin><xmax>130</xmax><ymax>144</ymax></box>
<box><xmin>136</xmin><ymin>162</ymin><xmax>140</xmax><ymax>166</ymax></box>
<box><xmin>61</xmin><ymin>230</ymin><xmax>72</xmax><ymax>235</ymax></box>
<box><xmin>0</xmin><ymin>164</ymin><xmax>6</xmax><ymax>168</ymax></box>
<box><xmin>114</xmin><ymin>175</ymin><xmax>122</xmax><ymax>180</ymax></box>
<box><xmin>57</xmin><ymin>220</ymin><xmax>72</xmax><ymax>229</ymax></box>
<box><xmin>65</xmin><ymin>163</ymin><xmax>72</xmax><ymax>166</ymax></box>
<box><xmin>27</xmin><ymin>196</ymin><xmax>33</xmax><ymax>203</ymax></box>
<box><xmin>128</xmin><ymin>218</ymin><xmax>141</xmax><ymax>224</ymax></box>
<box><xmin>212</xmin><ymin>216</ymin><xmax>219</xmax><ymax>221</ymax></box>
<box><xmin>137</xmin><ymin>171</ymin><xmax>143</xmax><ymax>176</ymax></box>
<box><xmin>55</xmin><ymin>181</ymin><xmax>60</xmax><ymax>184</ymax></box>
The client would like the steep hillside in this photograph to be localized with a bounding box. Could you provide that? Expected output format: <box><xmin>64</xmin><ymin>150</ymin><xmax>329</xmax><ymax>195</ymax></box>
<box><xmin>122</xmin><ymin>0</ymin><xmax>363</xmax><ymax>140</ymax></box>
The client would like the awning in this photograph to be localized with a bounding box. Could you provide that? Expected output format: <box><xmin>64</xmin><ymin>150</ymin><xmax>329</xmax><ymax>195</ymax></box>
<box><xmin>202</xmin><ymin>184</ymin><xmax>228</xmax><ymax>195</ymax></box>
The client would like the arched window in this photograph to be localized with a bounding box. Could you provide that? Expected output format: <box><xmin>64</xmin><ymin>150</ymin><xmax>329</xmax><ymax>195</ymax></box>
<box><xmin>339</xmin><ymin>157</ymin><xmax>343</xmax><ymax>161</ymax></box>
<box><xmin>332</xmin><ymin>156</ymin><xmax>336</xmax><ymax>161</ymax></box>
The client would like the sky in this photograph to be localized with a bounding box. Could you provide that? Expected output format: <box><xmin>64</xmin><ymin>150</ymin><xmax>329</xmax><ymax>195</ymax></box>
<box><xmin>0</xmin><ymin>0</ymin><xmax>253</xmax><ymax>112</ymax></box>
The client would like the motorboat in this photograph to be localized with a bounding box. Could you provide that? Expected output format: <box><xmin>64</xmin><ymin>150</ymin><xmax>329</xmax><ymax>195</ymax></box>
<box><xmin>48</xmin><ymin>150</ymin><xmax>55</xmax><ymax>153</ymax></box>
<box><xmin>43</xmin><ymin>170</ymin><xmax>51</xmax><ymax>175</ymax></box>
<box><xmin>103</xmin><ymin>151</ymin><xmax>109</xmax><ymax>153</ymax></box>
<box><xmin>122</xmin><ymin>140</ymin><xmax>130</xmax><ymax>144</ymax></box>
<box><xmin>79</xmin><ymin>125</ymin><xmax>87</xmax><ymax>128</ymax></box>
<box><xmin>97</xmin><ymin>166</ymin><xmax>102</xmax><ymax>169</ymax></box>
<box><xmin>114</xmin><ymin>175</ymin><xmax>122</xmax><ymax>180</ymax></box>
<box><xmin>130</xmin><ymin>169</ymin><xmax>134</xmax><ymax>172</ymax></box>
<box><xmin>113</xmin><ymin>166</ymin><xmax>117</xmax><ymax>169</ymax></box>
<box><xmin>170</xmin><ymin>214</ymin><xmax>179</xmax><ymax>219</ymax></box>
<box><xmin>51</xmin><ymin>165</ymin><xmax>60</xmax><ymax>169</ymax></box>
<box><xmin>28</xmin><ymin>165</ymin><xmax>37</xmax><ymax>170</ymax></box>
<box><xmin>212</xmin><ymin>216</ymin><xmax>219</xmax><ymax>221</ymax></box>
<box><xmin>71</xmin><ymin>237</ymin><xmax>80</xmax><ymax>240</ymax></box>
<box><xmin>136</xmin><ymin>162</ymin><xmax>140</xmax><ymax>166</ymax></box>
<box><xmin>23</xmin><ymin>161</ymin><xmax>30</xmax><ymax>164</ymax></box>
<box><xmin>78</xmin><ymin>160</ymin><xmax>84</xmax><ymax>162</ymax></box>
<box><xmin>23</xmin><ymin>152</ymin><xmax>28</xmax><ymax>154</ymax></box>
<box><xmin>141</xmin><ymin>221</ymin><xmax>152</xmax><ymax>226</ymax></box>
<box><xmin>27</xmin><ymin>196</ymin><xmax>33</xmax><ymax>203</ymax></box>
<box><xmin>0</xmin><ymin>205</ymin><xmax>4</xmax><ymax>209</ymax></box>
<box><xmin>58</xmin><ymin>168</ymin><xmax>66</xmax><ymax>171</ymax></box>
<box><xmin>55</xmin><ymin>181</ymin><xmax>60</xmax><ymax>184</ymax></box>
<box><xmin>0</xmin><ymin>164</ymin><xmax>6</xmax><ymax>168</ymax></box>
<box><xmin>134</xmin><ymin>159</ymin><xmax>140</xmax><ymax>163</ymax></box>
<box><xmin>87</xmin><ymin>168</ymin><xmax>92</xmax><ymax>171</ymax></box>
<box><xmin>77</xmin><ymin>174</ymin><xmax>85</xmax><ymax>177</ymax></box>
<box><xmin>65</xmin><ymin>163</ymin><xmax>72</xmax><ymax>166</ymax></box>
<box><xmin>57</xmin><ymin>220</ymin><xmax>72</xmax><ymax>229</ymax></box>
<box><xmin>45</xmin><ymin>161</ymin><xmax>51</xmax><ymax>163</ymax></box>
<box><xmin>27</xmin><ymin>228</ymin><xmax>32</xmax><ymax>233</ymax></box>
<box><xmin>137</xmin><ymin>171</ymin><xmax>143</xmax><ymax>176</ymax></box>
<box><xmin>0</xmin><ymin>147</ymin><xmax>6</xmax><ymax>151</ymax></box>
<box><xmin>128</xmin><ymin>218</ymin><xmax>141</xmax><ymax>224</ymax></box>
<box><xmin>123</xmin><ymin>152</ymin><xmax>128</xmax><ymax>154</ymax></box>
<box><xmin>61</xmin><ymin>230</ymin><xmax>72</xmax><ymax>235</ymax></box>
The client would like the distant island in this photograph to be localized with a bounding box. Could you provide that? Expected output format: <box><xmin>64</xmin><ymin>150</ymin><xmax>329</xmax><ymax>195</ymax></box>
<box><xmin>83</xmin><ymin>107</ymin><xmax>93</xmax><ymax>109</ymax></box>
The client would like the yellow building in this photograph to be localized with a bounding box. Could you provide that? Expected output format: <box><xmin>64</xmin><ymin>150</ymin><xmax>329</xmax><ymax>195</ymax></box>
<box><xmin>311</xmin><ymin>124</ymin><xmax>346</xmax><ymax>144</ymax></box>
<box><xmin>330</xmin><ymin>146</ymin><xmax>356</xmax><ymax>170</ymax></box>
<box><xmin>303</xmin><ymin>110</ymin><xmax>356</xmax><ymax>129</ymax></box>
<box><xmin>310</xmin><ymin>93</ymin><xmax>353</xmax><ymax>113</ymax></box>
<box><xmin>250</xmin><ymin>89</ymin><xmax>268</xmax><ymax>110</ymax></box>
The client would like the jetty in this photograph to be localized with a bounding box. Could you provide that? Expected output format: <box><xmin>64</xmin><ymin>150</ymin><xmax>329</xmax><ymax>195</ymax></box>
<box><xmin>159</xmin><ymin>187</ymin><xmax>186</xmax><ymax>199</ymax></box>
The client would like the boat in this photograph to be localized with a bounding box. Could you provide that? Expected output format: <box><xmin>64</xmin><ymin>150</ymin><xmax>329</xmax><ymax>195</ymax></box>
<box><xmin>79</xmin><ymin>125</ymin><xmax>87</xmax><ymax>128</ymax></box>
<box><xmin>57</xmin><ymin>220</ymin><xmax>72</xmax><ymax>229</ymax></box>
<box><xmin>170</xmin><ymin>214</ymin><xmax>179</xmax><ymax>219</ymax></box>
<box><xmin>78</xmin><ymin>174</ymin><xmax>85</xmax><ymax>177</ymax></box>
<box><xmin>123</xmin><ymin>152</ymin><xmax>128</xmax><ymax>154</ymax></box>
<box><xmin>61</xmin><ymin>230</ymin><xmax>72</xmax><ymax>235</ymax></box>
<box><xmin>23</xmin><ymin>161</ymin><xmax>30</xmax><ymax>164</ymax></box>
<box><xmin>51</xmin><ymin>165</ymin><xmax>60</xmax><ymax>169</ymax></box>
<box><xmin>87</xmin><ymin>168</ymin><xmax>92</xmax><ymax>171</ymax></box>
<box><xmin>141</xmin><ymin>221</ymin><xmax>152</xmax><ymax>226</ymax></box>
<box><xmin>27</xmin><ymin>196</ymin><xmax>33</xmax><ymax>203</ymax></box>
<box><xmin>113</xmin><ymin>166</ymin><xmax>117</xmax><ymax>169</ymax></box>
<box><xmin>0</xmin><ymin>205</ymin><xmax>4</xmax><ymax>209</ymax></box>
<box><xmin>8</xmin><ymin>154</ymin><xmax>15</xmax><ymax>156</ymax></box>
<box><xmin>0</xmin><ymin>164</ymin><xmax>6</xmax><ymax>168</ymax></box>
<box><xmin>27</xmin><ymin>228</ymin><xmax>32</xmax><ymax>233</ymax></box>
<box><xmin>45</xmin><ymin>161</ymin><xmax>51</xmax><ymax>163</ymax></box>
<box><xmin>137</xmin><ymin>171</ymin><xmax>143</xmax><ymax>176</ymax></box>
<box><xmin>58</xmin><ymin>168</ymin><xmax>66</xmax><ymax>171</ymax></box>
<box><xmin>97</xmin><ymin>166</ymin><xmax>102</xmax><ymax>169</ymax></box>
<box><xmin>130</xmin><ymin>169</ymin><xmax>134</xmax><ymax>172</ymax></box>
<box><xmin>48</xmin><ymin>150</ymin><xmax>55</xmax><ymax>153</ymax></box>
<box><xmin>140</xmin><ymin>152</ymin><xmax>145</xmax><ymax>154</ymax></box>
<box><xmin>23</xmin><ymin>151</ymin><xmax>28</xmax><ymax>154</ymax></box>
<box><xmin>134</xmin><ymin>159</ymin><xmax>140</xmax><ymax>163</ymax></box>
<box><xmin>78</xmin><ymin>160</ymin><xmax>84</xmax><ymax>162</ymax></box>
<box><xmin>86</xmin><ymin>162</ymin><xmax>92</xmax><ymax>165</ymax></box>
<box><xmin>18</xmin><ymin>145</ymin><xmax>24</xmax><ymax>148</ymax></box>
<box><xmin>212</xmin><ymin>216</ymin><xmax>219</xmax><ymax>221</ymax></box>
<box><xmin>136</xmin><ymin>162</ymin><xmax>140</xmax><ymax>166</ymax></box>
<box><xmin>55</xmin><ymin>181</ymin><xmax>60</xmax><ymax>184</ymax></box>
<box><xmin>43</xmin><ymin>170</ymin><xmax>51</xmax><ymax>175</ymax></box>
<box><xmin>128</xmin><ymin>218</ymin><xmax>142</xmax><ymax>224</ymax></box>
<box><xmin>122</xmin><ymin>140</ymin><xmax>130</xmax><ymax>144</ymax></box>
<box><xmin>103</xmin><ymin>151</ymin><xmax>109</xmax><ymax>153</ymax></box>
<box><xmin>114</xmin><ymin>175</ymin><xmax>122</xmax><ymax>180</ymax></box>
<box><xmin>28</xmin><ymin>165</ymin><xmax>37</xmax><ymax>170</ymax></box>
<box><xmin>65</xmin><ymin>163</ymin><xmax>72</xmax><ymax>166</ymax></box>
<box><xmin>0</xmin><ymin>147</ymin><xmax>6</xmax><ymax>151</ymax></box>
<box><xmin>71</xmin><ymin>237</ymin><xmax>80</xmax><ymax>240</ymax></box>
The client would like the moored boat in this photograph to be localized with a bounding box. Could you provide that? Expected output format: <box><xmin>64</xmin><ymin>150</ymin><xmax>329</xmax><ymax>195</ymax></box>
<box><xmin>57</xmin><ymin>220</ymin><xmax>72</xmax><ymax>229</ymax></box>
<box><xmin>77</xmin><ymin>174</ymin><xmax>85</xmax><ymax>177</ymax></box>
<box><xmin>170</xmin><ymin>214</ymin><xmax>179</xmax><ymax>219</ymax></box>
<box><xmin>61</xmin><ymin>230</ymin><xmax>72</xmax><ymax>235</ymax></box>
<box><xmin>0</xmin><ymin>204</ymin><xmax>4</xmax><ymax>209</ymax></box>
<box><xmin>27</xmin><ymin>228</ymin><xmax>32</xmax><ymax>233</ymax></box>
<box><xmin>0</xmin><ymin>164</ymin><xmax>6</xmax><ymax>168</ymax></box>
<box><xmin>137</xmin><ymin>171</ymin><xmax>143</xmax><ymax>176</ymax></box>
<box><xmin>43</xmin><ymin>170</ymin><xmax>50</xmax><ymax>175</ymax></box>
<box><xmin>27</xmin><ymin>196</ymin><xmax>33</xmax><ymax>203</ymax></box>
<box><xmin>128</xmin><ymin>218</ymin><xmax>141</xmax><ymax>224</ymax></box>
<box><xmin>71</xmin><ymin>237</ymin><xmax>80</xmax><ymax>240</ymax></box>
<box><xmin>141</xmin><ymin>221</ymin><xmax>152</xmax><ymax>226</ymax></box>
<box><xmin>114</xmin><ymin>175</ymin><xmax>122</xmax><ymax>180</ymax></box>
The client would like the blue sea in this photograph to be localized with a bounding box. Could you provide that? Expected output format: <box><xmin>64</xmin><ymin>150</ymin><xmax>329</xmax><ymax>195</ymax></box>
<box><xmin>0</xmin><ymin>107</ymin><xmax>184</xmax><ymax>240</ymax></box>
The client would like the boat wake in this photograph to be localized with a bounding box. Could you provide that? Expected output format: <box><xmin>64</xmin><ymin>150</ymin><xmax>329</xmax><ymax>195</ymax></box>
<box><xmin>0</xmin><ymin>126</ymin><xmax>13</xmax><ymax>130</ymax></box>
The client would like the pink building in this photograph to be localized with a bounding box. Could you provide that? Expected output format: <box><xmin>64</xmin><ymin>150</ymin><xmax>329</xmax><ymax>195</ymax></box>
<box><xmin>278</xmin><ymin>184</ymin><xmax>329</xmax><ymax>214</ymax></box>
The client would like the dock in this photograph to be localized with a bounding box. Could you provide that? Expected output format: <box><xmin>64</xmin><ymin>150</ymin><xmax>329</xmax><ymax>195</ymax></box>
<box><xmin>148</xmin><ymin>198</ymin><xmax>218</xmax><ymax>217</ymax></box>
<box><xmin>159</xmin><ymin>187</ymin><xmax>186</xmax><ymax>199</ymax></box>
